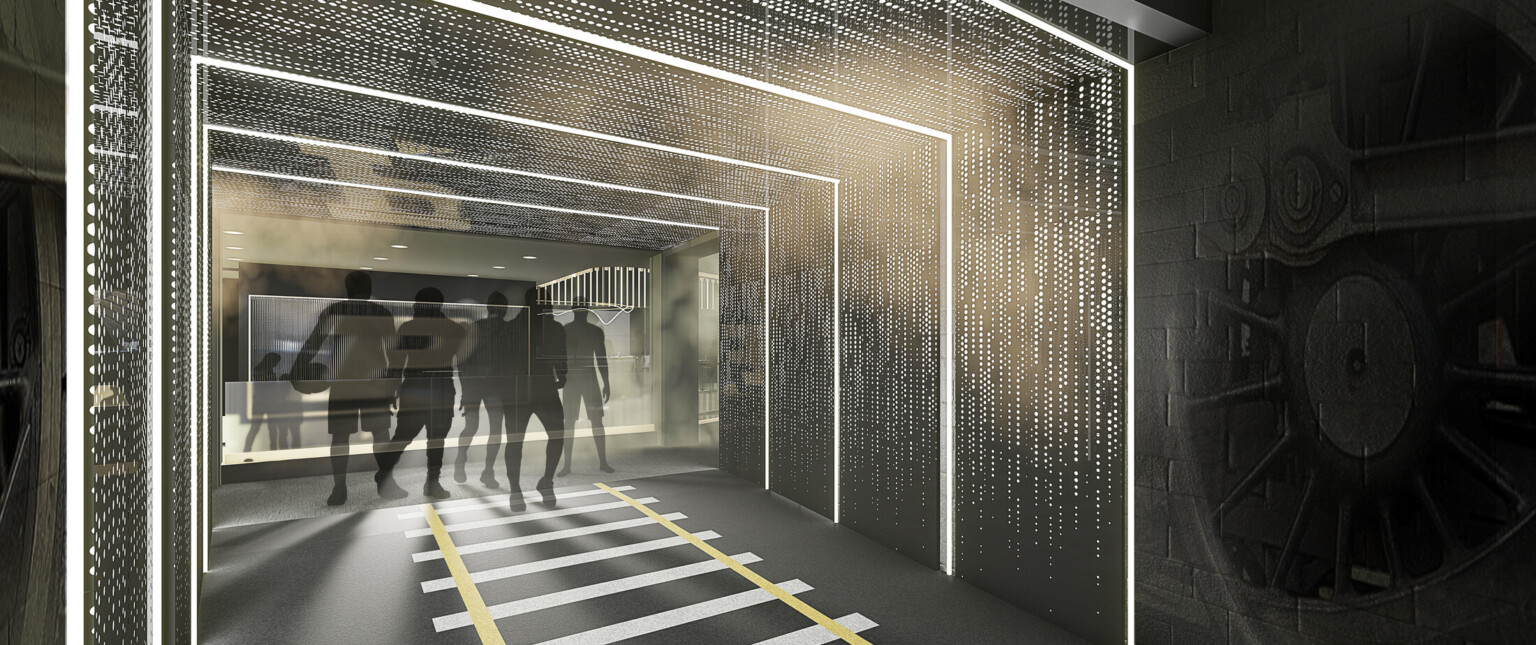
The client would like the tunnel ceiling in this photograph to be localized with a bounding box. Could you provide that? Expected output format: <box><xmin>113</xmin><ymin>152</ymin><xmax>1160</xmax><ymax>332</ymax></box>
<box><xmin>198</xmin><ymin>0</ymin><xmax>1109</xmax><ymax>251</ymax></box>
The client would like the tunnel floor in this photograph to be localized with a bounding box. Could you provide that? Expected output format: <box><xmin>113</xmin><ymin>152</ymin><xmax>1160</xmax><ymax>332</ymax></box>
<box><xmin>200</xmin><ymin>470</ymin><xmax>1089</xmax><ymax>644</ymax></box>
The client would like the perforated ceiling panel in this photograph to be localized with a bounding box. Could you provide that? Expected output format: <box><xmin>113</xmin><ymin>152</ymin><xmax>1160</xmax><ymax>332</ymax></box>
<box><xmin>210</xmin><ymin>169</ymin><xmax>715</xmax><ymax>251</ymax></box>
<box><xmin>190</xmin><ymin>0</ymin><xmax>1130</xmax><ymax>642</ymax></box>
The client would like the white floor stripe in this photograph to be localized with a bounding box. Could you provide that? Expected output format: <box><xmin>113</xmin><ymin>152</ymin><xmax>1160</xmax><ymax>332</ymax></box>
<box><xmin>534</xmin><ymin>580</ymin><xmax>814</xmax><ymax>645</ymax></box>
<box><xmin>434</xmin><ymin>552</ymin><xmax>763</xmax><ymax>632</ymax></box>
<box><xmin>754</xmin><ymin>614</ymin><xmax>879</xmax><ymax>645</ymax></box>
<box><xmin>421</xmin><ymin>531</ymin><xmax>722</xmax><ymax>593</ymax></box>
<box><xmin>411</xmin><ymin>513</ymin><xmax>686</xmax><ymax>562</ymax></box>
<box><xmin>403</xmin><ymin>498</ymin><xmax>658</xmax><ymax>538</ymax></box>
<box><xmin>398</xmin><ymin>486</ymin><xmax>636</xmax><ymax>519</ymax></box>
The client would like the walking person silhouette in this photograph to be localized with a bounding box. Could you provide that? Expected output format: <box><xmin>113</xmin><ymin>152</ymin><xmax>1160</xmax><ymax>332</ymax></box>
<box><xmin>558</xmin><ymin>299</ymin><xmax>614</xmax><ymax>476</ymax></box>
<box><xmin>454</xmin><ymin>291</ymin><xmax>514</xmax><ymax>487</ymax></box>
<box><xmin>243</xmin><ymin>352</ymin><xmax>283</xmax><ymax>454</ymax></box>
<box><xmin>374</xmin><ymin>287</ymin><xmax>466</xmax><ymax>500</ymax></box>
<box><xmin>502</xmin><ymin>287</ymin><xmax>568</xmax><ymax>511</ymax></box>
<box><xmin>292</xmin><ymin>271</ymin><xmax>398</xmax><ymax>506</ymax></box>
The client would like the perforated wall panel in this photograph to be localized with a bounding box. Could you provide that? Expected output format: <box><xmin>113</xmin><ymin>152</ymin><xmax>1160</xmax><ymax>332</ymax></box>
<box><xmin>165</xmin><ymin>0</ymin><xmax>199</xmax><ymax>640</ymax></box>
<box><xmin>87</xmin><ymin>0</ymin><xmax>153</xmax><ymax>639</ymax></box>
<box><xmin>718</xmin><ymin>207</ymin><xmax>767</xmax><ymax>484</ymax></box>
<box><xmin>839</xmin><ymin>138</ymin><xmax>944</xmax><ymax>566</ymax></box>
<box><xmin>767</xmin><ymin>176</ymin><xmax>836</xmax><ymax>516</ymax></box>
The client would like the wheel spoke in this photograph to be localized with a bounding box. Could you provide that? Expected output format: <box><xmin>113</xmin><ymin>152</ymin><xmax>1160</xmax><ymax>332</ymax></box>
<box><xmin>1272</xmin><ymin>471</ymin><xmax>1317</xmax><ymax>588</ymax></box>
<box><xmin>1219</xmin><ymin>433</ymin><xmax>1295</xmax><ymax>512</ymax></box>
<box><xmin>1447</xmin><ymin>364</ymin><xmax>1536</xmax><ymax>394</ymax></box>
<box><xmin>1379</xmin><ymin>502</ymin><xmax>1407</xmax><ymax>589</ymax></box>
<box><xmin>1436</xmin><ymin>424</ymin><xmax>1528</xmax><ymax>514</ymax></box>
<box><xmin>1189</xmin><ymin>374</ymin><xmax>1283</xmax><ymax>410</ymax></box>
<box><xmin>1207</xmin><ymin>291</ymin><xmax>1285</xmax><ymax>337</ymax></box>
<box><xmin>1333</xmin><ymin>500</ymin><xmax>1355</xmax><ymax>598</ymax></box>
<box><xmin>1439</xmin><ymin>237</ymin><xmax>1536</xmax><ymax>316</ymax></box>
<box><xmin>1414</xmin><ymin>474</ymin><xmax>1465</xmax><ymax>557</ymax></box>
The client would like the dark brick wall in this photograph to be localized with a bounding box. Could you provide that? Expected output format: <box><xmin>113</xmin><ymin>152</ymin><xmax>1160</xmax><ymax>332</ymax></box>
<box><xmin>1135</xmin><ymin>0</ymin><xmax>1536</xmax><ymax>642</ymax></box>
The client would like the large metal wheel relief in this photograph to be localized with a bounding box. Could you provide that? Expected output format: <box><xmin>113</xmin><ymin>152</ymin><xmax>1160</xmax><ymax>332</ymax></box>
<box><xmin>0</xmin><ymin>181</ymin><xmax>64</xmax><ymax>640</ymax></box>
<box><xmin>1171</xmin><ymin>0</ymin><xmax>1536</xmax><ymax>630</ymax></box>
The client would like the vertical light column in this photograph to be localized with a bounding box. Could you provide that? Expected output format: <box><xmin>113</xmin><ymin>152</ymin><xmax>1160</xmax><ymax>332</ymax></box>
<box><xmin>188</xmin><ymin>61</ymin><xmax>202</xmax><ymax>637</ymax></box>
<box><xmin>64</xmin><ymin>0</ymin><xmax>86</xmax><ymax>639</ymax></box>
<box><xmin>832</xmin><ymin>182</ymin><xmax>840</xmax><ymax>523</ymax></box>
<box><xmin>940</xmin><ymin>138</ymin><xmax>955</xmax><ymax>575</ymax></box>
<box><xmin>1124</xmin><ymin>64</ymin><xmax>1137</xmax><ymax>641</ymax></box>
<box><xmin>763</xmin><ymin>207</ymin><xmax>771</xmax><ymax>490</ymax></box>
<box><xmin>201</xmin><ymin>108</ymin><xmax>213</xmax><ymax>577</ymax></box>
<box><xmin>149</xmin><ymin>0</ymin><xmax>166</xmax><ymax>637</ymax></box>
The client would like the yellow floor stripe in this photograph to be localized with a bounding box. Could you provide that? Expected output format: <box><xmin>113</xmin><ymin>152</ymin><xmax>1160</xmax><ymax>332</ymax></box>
<box><xmin>422</xmin><ymin>504</ymin><xmax>508</xmax><ymax>645</ymax></box>
<box><xmin>594</xmin><ymin>483</ymin><xmax>873</xmax><ymax>645</ymax></box>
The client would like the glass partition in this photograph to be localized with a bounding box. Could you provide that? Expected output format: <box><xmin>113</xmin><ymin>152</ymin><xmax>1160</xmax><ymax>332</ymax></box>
<box><xmin>222</xmin><ymin>295</ymin><xmax>654</xmax><ymax>464</ymax></box>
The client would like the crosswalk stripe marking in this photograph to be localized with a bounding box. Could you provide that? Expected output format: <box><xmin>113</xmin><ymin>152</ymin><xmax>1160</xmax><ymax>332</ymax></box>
<box><xmin>434</xmin><ymin>552</ymin><xmax>763</xmax><ymax>632</ymax></box>
<box><xmin>398</xmin><ymin>487</ymin><xmax>636</xmax><ymax>519</ymax></box>
<box><xmin>421</xmin><ymin>504</ymin><xmax>506</xmax><ymax>645</ymax></box>
<box><xmin>403</xmin><ymin>498</ymin><xmax>658</xmax><ymax>538</ymax></box>
<box><xmin>412</xmin><ymin>513</ymin><xmax>686</xmax><ymax>562</ymax></box>
<box><xmin>594</xmin><ymin>483</ymin><xmax>873</xmax><ymax>645</ymax></box>
<box><xmin>534</xmin><ymin>580</ymin><xmax>814</xmax><ymax>645</ymax></box>
<box><xmin>420</xmin><ymin>531</ymin><xmax>723</xmax><ymax>593</ymax></box>
<box><xmin>755</xmin><ymin>614</ymin><xmax>879</xmax><ymax>645</ymax></box>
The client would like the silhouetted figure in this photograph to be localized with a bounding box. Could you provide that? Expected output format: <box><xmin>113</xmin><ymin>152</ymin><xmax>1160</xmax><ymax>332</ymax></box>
<box><xmin>375</xmin><ymin>288</ymin><xmax>466</xmax><ymax>500</ymax></box>
<box><xmin>275</xmin><ymin>370</ymin><xmax>302</xmax><ymax>449</ymax></box>
<box><xmin>454</xmin><ymin>291</ymin><xmax>514</xmax><ymax>487</ymax></box>
<box><xmin>559</xmin><ymin>301</ymin><xmax>614</xmax><ymax>476</ymax></box>
<box><xmin>503</xmin><ymin>287</ymin><xmax>567</xmax><ymax>510</ymax></box>
<box><xmin>243</xmin><ymin>352</ymin><xmax>283</xmax><ymax>453</ymax></box>
<box><xmin>294</xmin><ymin>271</ymin><xmax>398</xmax><ymax>506</ymax></box>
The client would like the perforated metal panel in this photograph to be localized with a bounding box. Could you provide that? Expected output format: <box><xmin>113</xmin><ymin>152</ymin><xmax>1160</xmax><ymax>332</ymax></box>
<box><xmin>767</xmin><ymin>177</ymin><xmax>836</xmax><ymax>516</ymax></box>
<box><xmin>164</xmin><ymin>0</ymin><xmax>199</xmax><ymax>640</ymax></box>
<box><xmin>954</xmin><ymin>63</ymin><xmax>1128</xmax><ymax>643</ymax></box>
<box><xmin>87</xmin><ymin>0</ymin><xmax>153</xmax><ymax>639</ymax></box>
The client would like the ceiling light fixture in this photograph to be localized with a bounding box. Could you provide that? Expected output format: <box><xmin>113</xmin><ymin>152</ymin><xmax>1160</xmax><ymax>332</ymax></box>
<box><xmin>391</xmin><ymin>244</ymin><xmax>408</xmax><ymax>249</ymax></box>
<box><xmin>359</xmin><ymin>266</ymin><xmax>374</xmax><ymax>270</ymax></box>
<box><xmin>222</xmin><ymin>230</ymin><xmax>244</xmax><ymax>235</ymax></box>
<box><xmin>467</xmin><ymin>274</ymin><xmax>479</xmax><ymax>277</ymax></box>
<box><xmin>492</xmin><ymin>265</ymin><xmax>506</xmax><ymax>269</ymax></box>
<box><xmin>224</xmin><ymin>246</ymin><xmax>243</xmax><ymax>250</ymax></box>
<box><xmin>373</xmin><ymin>257</ymin><xmax>388</xmax><ymax>261</ymax></box>
<box><xmin>522</xmin><ymin>256</ymin><xmax>537</xmax><ymax>260</ymax></box>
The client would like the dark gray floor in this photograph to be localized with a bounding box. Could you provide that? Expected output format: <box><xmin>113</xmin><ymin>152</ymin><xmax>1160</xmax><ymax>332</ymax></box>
<box><xmin>213</xmin><ymin>433</ymin><xmax>716</xmax><ymax>528</ymax></box>
<box><xmin>201</xmin><ymin>469</ymin><xmax>1090</xmax><ymax>644</ymax></box>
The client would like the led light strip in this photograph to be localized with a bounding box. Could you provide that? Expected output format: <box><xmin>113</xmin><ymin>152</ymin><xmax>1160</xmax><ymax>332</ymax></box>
<box><xmin>189</xmin><ymin>59</ymin><xmax>202</xmax><ymax>641</ymax></box>
<box><xmin>978</xmin><ymin>0</ymin><xmax>1134</xmax><ymax>70</ymax></box>
<box><xmin>1126</xmin><ymin>65</ymin><xmax>1137</xmax><ymax>640</ymax></box>
<box><xmin>64</xmin><ymin>0</ymin><xmax>85</xmax><ymax>640</ymax></box>
<box><xmin>193</xmin><ymin>56</ymin><xmax>836</xmax><ymax>183</ymax></box>
<box><xmin>209</xmin><ymin>165</ymin><xmax>722</xmax><ymax>231</ymax></box>
<box><xmin>205</xmin><ymin>124</ymin><xmax>768</xmax><ymax>213</ymax></box>
<box><xmin>149</xmin><ymin>0</ymin><xmax>165</xmax><ymax>639</ymax></box>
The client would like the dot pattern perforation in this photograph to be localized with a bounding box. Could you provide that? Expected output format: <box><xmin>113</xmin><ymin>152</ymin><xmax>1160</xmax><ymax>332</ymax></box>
<box><xmin>207</xmin><ymin>130</ymin><xmax>747</xmax><ymax>231</ymax></box>
<box><xmin>767</xmin><ymin>175</ymin><xmax>836</xmax><ymax>516</ymax></box>
<box><xmin>210</xmin><ymin>170</ymin><xmax>713</xmax><ymax>251</ymax></box>
<box><xmin>88</xmin><ymin>0</ymin><xmax>154</xmax><ymax>640</ymax></box>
